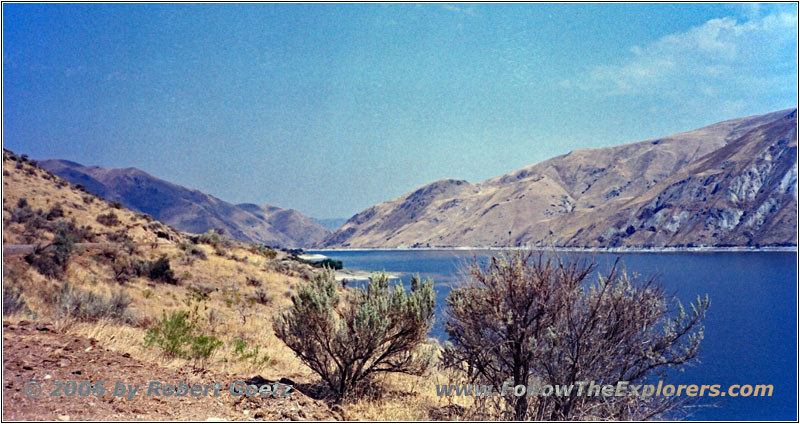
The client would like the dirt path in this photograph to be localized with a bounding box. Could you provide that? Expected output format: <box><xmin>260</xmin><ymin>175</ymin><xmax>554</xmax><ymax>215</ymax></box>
<box><xmin>2</xmin><ymin>320</ymin><xmax>339</xmax><ymax>421</ymax></box>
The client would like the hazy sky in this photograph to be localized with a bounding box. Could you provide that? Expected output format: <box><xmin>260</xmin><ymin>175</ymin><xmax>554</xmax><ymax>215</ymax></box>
<box><xmin>3</xmin><ymin>3</ymin><xmax>797</xmax><ymax>218</ymax></box>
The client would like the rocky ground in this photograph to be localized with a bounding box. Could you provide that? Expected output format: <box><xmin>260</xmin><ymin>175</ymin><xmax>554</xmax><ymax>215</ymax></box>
<box><xmin>2</xmin><ymin>320</ymin><xmax>340</xmax><ymax>421</ymax></box>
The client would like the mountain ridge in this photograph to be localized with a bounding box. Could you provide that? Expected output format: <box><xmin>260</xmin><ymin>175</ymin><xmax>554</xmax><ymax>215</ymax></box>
<box><xmin>322</xmin><ymin>108</ymin><xmax>798</xmax><ymax>248</ymax></box>
<box><xmin>37</xmin><ymin>160</ymin><xmax>330</xmax><ymax>248</ymax></box>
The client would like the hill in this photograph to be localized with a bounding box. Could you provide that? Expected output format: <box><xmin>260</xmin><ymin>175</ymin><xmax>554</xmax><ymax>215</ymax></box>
<box><xmin>322</xmin><ymin>109</ymin><xmax>798</xmax><ymax>248</ymax></box>
<box><xmin>37</xmin><ymin>160</ymin><xmax>329</xmax><ymax>249</ymax></box>
<box><xmin>2</xmin><ymin>148</ymin><xmax>334</xmax><ymax>418</ymax></box>
<box><xmin>2</xmin><ymin>149</ymin><xmax>451</xmax><ymax>420</ymax></box>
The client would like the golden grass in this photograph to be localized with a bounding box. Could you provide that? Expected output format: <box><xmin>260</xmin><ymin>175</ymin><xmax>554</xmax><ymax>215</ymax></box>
<box><xmin>2</xmin><ymin>151</ymin><xmax>470</xmax><ymax>420</ymax></box>
<box><xmin>341</xmin><ymin>371</ymin><xmax>475</xmax><ymax>421</ymax></box>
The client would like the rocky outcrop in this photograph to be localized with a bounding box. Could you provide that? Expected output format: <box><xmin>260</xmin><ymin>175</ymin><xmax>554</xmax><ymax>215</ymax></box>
<box><xmin>564</xmin><ymin>110</ymin><xmax>797</xmax><ymax>248</ymax></box>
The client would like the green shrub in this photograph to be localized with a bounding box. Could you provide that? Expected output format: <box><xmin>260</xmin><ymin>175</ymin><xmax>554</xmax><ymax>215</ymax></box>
<box><xmin>231</xmin><ymin>337</ymin><xmax>249</xmax><ymax>356</ymax></box>
<box><xmin>274</xmin><ymin>269</ymin><xmax>436</xmax><ymax>401</ymax></box>
<box><xmin>22</xmin><ymin>213</ymin><xmax>48</xmax><ymax>238</ymax></box>
<box><xmin>245</xmin><ymin>276</ymin><xmax>262</xmax><ymax>287</ymax></box>
<box><xmin>315</xmin><ymin>258</ymin><xmax>343</xmax><ymax>270</ymax></box>
<box><xmin>25</xmin><ymin>249</ymin><xmax>61</xmax><ymax>278</ymax></box>
<box><xmin>295</xmin><ymin>257</ymin><xmax>344</xmax><ymax>270</ymax></box>
<box><xmin>230</xmin><ymin>337</ymin><xmax>274</xmax><ymax>368</ymax></box>
<box><xmin>250</xmin><ymin>244</ymin><xmax>277</xmax><ymax>259</ymax></box>
<box><xmin>188</xmin><ymin>284</ymin><xmax>216</xmax><ymax>299</ymax></box>
<box><xmin>145</xmin><ymin>309</ymin><xmax>222</xmax><ymax>361</ymax></box>
<box><xmin>144</xmin><ymin>310</ymin><xmax>195</xmax><ymax>357</ymax></box>
<box><xmin>11</xmin><ymin>198</ymin><xmax>37</xmax><ymax>224</ymax></box>
<box><xmin>222</xmin><ymin>288</ymin><xmax>252</xmax><ymax>324</ymax></box>
<box><xmin>107</xmin><ymin>231</ymin><xmax>136</xmax><ymax>255</ymax></box>
<box><xmin>229</xmin><ymin>253</ymin><xmax>247</xmax><ymax>263</ymax></box>
<box><xmin>191</xmin><ymin>334</ymin><xmax>223</xmax><ymax>361</ymax></box>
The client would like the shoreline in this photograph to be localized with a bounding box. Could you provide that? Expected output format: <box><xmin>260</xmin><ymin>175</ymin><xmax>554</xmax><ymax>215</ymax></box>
<box><xmin>310</xmin><ymin>246</ymin><xmax>796</xmax><ymax>281</ymax></box>
<box><xmin>310</xmin><ymin>246</ymin><xmax>798</xmax><ymax>253</ymax></box>
<box><xmin>334</xmin><ymin>269</ymin><xmax>403</xmax><ymax>281</ymax></box>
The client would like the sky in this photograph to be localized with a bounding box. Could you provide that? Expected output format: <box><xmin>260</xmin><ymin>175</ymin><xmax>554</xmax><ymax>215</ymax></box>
<box><xmin>3</xmin><ymin>3</ymin><xmax>797</xmax><ymax>219</ymax></box>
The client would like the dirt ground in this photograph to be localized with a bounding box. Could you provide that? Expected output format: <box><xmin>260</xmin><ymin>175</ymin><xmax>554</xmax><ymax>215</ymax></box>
<box><xmin>2</xmin><ymin>320</ymin><xmax>340</xmax><ymax>421</ymax></box>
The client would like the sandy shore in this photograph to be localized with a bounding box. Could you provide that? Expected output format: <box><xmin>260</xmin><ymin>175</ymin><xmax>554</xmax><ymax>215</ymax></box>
<box><xmin>297</xmin><ymin>253</ymin><xmax>328</xmax><ymax>262</ymax></box>
<box><xmin>334</xmin><ymin>269</ymin><xmax>403</xmax><ymax>282</ymax></box>
<box><xmin>296</xmin><ymin>253</ymin><xmax>403</xmax><ymax>281</ymax></box>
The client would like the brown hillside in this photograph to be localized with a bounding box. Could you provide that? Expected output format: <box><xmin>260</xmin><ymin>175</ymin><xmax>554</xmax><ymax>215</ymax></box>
<box><xmin>37</xmin><ymin>159</ymin><xmax>330</xmax><ymax>249</ymax></box>
<box><xmin>322</xmin><ymin>109</ymin><xmax>798</xmax><ymax>248</ymax></box>
<box><xmin>2</xmin><ymin>150</ymin><xmax>459</xmax><ymax>420</ymax></box>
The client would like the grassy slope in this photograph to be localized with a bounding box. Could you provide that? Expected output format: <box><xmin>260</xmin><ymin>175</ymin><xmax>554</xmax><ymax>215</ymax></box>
<box><xmin>2</xmin><ymin>150</ymin><xmax>462</xmax><ymax>420</ymax></box>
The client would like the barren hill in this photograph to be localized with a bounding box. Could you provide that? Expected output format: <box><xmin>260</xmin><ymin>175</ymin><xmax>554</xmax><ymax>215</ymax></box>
<box><xmin>37</xmin><ymin>160</ymin><xmax>329</xmax><ymax>249</ymax></box>
<box><xmin>322</xmin><ymin>109</ymin><xmax>798</xmax><ymax>248</ymax></box>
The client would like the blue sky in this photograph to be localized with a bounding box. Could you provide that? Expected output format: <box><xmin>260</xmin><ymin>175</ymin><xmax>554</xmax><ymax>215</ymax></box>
<box><xmin>3</xmin><ymin>3</ymin><xmax>797</xmax><ymax>219</ymax></box>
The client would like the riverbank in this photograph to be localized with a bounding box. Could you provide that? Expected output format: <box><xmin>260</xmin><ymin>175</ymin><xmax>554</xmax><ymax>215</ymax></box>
<box><xmin>310</xmin><ymin>245</ymin><xmax>797</xmax><ymax>253</ymax></box>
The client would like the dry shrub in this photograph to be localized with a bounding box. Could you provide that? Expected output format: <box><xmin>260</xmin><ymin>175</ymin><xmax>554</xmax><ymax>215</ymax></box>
<box><xmin>96</xmin><ymin>212</ymin><xmax>121</xmax><ymax>227</ymax></box>
<box><xmin>442</xmin><ymin>251</ymin><xmax>709</xmax><ymax>420</ymax></box>
<box><xmin>53</xmin><ymin>282</ymin><xmax>134</xmax><ymax>324</ymax></box>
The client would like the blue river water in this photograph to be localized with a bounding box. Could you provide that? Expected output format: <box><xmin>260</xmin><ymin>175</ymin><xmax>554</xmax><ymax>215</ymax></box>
<box><xmin>309</xmin><ymin>249</ymin><xmax>797</xmax><ymax>421</ymax></box>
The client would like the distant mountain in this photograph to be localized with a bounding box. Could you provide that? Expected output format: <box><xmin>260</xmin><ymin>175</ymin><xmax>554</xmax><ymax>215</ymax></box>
<box><xmin>322</xmin><ymin>109</ymin><xmax>797</xmax><ymax>248</ymax></box>
<box><xmin>37</xmin><ymin>160</ymin><xmax>330</xmax><ymax>248</ymax></box>
<box><xmin>236</xmin><ymin>203</ymin><xmax>331</xmax><ymax>249</ymax></box>
<box><xmin>311</xmin><ymin>218</ymin><xmax>349</xmax><ymax>231</ymax></box>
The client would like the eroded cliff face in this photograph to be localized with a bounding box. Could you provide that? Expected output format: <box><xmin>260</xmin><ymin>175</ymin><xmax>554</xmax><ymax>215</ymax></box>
<box><xmin>323</xmin><ymin>109</ymin><xmax>797</xmax><ymax>248</ymax></box>
<box><xmin>568</xmin><ymin>111</ymin><xmax>797</xmax><ymax>248</ymax></box>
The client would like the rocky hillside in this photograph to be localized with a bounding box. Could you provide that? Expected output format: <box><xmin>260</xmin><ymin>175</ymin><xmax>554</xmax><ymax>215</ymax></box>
<box><xmin>37</xmin><ymin>160</ymin><xmax>329</xmax><ymax>249</ymax></box>
<box><xmin>322</xmin><ymin>109</ymin><xmax>797</xmax><ymax>248</ymax></box>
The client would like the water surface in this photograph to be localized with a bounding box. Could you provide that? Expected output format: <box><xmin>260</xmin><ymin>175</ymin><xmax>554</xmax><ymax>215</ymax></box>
<box><xmin>310</xmin><ymin>249</ymin><xmax>797</xmax><ymax>421</ymax></box>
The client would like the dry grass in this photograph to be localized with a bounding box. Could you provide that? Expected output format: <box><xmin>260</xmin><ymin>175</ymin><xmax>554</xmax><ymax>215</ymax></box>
<box><xmin>341</xmin><ymin>371</ymin><xmax>475</xmax><ymax>421</ymax></box>
<box><xmin>2</xmin><ymin>154</ymin><xmax>171</xmax><ymax>246</ymax></box>
<box><xmin>2</xmin><ymin>150</ymin><xmax>463</xmax><ymax>420</ymax></box>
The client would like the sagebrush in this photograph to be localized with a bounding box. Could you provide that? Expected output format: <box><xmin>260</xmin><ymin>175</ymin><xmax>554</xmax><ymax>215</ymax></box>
<box><xmin>274</xmin><ymin>269</ymin><xmax>437</xmax><ymax>401</ymax></box>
